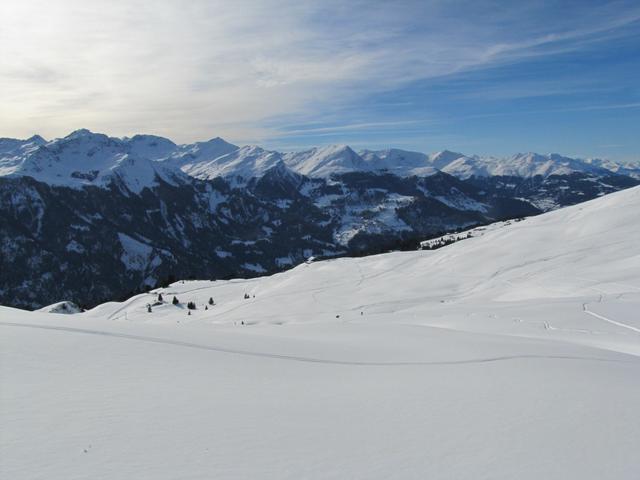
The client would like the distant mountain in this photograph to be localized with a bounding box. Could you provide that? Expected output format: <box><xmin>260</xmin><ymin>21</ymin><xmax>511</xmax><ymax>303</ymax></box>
<box><xmin>180</xmin><ymin>145</ymin><xmax>298</xmax><ymax>186</ymax></box>
<box><xmin>168</xmin><ymin>137</ymin><xmax>240</xmax><ymax>168</ymax></box>
<box><xmin>283</xmin><ymin>145</ymin><xmax>372</xmax><ymax>177</ymax></box>
<box><xmin>2</xmin><ymin>129</ymin><xmax>636</xmax><ymax>182</ymax></box>
<box><xmin>580</xmin><ymin>157</ymin><xmax>640</xmax><ymax>179</ymax></box>
<box><xmin>359</xmin><ymin>148</ymin><xmax>438</xmax><ymax>177</ymax></box>
<box><xmin>0</xmin><ymin>129</ymin><xmax>189</xmax><ymax>192</ymax></box>
<box><xmin>1</xmin><ymin>129</ymin><xmax>637</xmax><ymax>309</ymax></box>
<box><xmin>433</xmin><ymin>152</ymin><xmax>612</xmax><ymax>179</ymax></box>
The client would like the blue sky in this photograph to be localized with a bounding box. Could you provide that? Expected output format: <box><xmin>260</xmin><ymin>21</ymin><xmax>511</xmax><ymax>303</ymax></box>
<box><xmin>1</xmin><ymin>0</ymin><xmax>638</xmax><ymax>160</ymax></box>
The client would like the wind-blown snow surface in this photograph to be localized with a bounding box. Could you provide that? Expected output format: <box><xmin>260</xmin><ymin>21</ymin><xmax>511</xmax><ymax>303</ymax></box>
<box><xmin>2</xmin><ymin>187</ymin><xmax>640</xmax><ymax>479</ymax></box>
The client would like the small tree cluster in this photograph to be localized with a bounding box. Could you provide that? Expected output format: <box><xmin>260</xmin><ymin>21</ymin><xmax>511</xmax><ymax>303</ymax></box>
<box><xmin>187</xmin><ymin>301</ymin><xmax>196</xmax><ymax>310</ymax></box>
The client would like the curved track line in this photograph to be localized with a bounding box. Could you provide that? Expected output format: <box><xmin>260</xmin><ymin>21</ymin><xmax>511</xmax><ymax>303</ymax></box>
<box><xmin>1</xmin><ymin>321</ymin><xmax>633</xmax><ymax>367</ymax></box>
<box><xmin>583</xmin><ymin>303</ymin><xmax>640</xmax><ymax>334</ymax></box>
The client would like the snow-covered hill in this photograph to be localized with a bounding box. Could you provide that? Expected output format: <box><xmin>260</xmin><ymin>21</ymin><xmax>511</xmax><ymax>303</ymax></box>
<box><xmin>2</xmin><ymin>186</ymin><xmax>640</xmax><ymax>479</ymax></box>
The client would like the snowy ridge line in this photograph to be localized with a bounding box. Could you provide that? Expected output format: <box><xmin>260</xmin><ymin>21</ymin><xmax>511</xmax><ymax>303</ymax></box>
<box><xmin>0</xmin><ymin>321</ymin><xmax>634</xmax><ymax>366</ymax></box>
<box><xmin>2</xmin><ymin>129</ymin><xmax>639</xmax><ymax>186</ymax></box>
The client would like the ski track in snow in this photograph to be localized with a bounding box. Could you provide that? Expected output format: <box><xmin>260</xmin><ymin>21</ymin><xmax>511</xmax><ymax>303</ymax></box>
<box><xmin>0</xmin><ymin>321</ymin><xmax>632</xmax><ymax>367</ymax></box>
<box><xmin>583</xmin><ymin>303</ymin><xmax>640</xmax><ymax>335</ymax></box>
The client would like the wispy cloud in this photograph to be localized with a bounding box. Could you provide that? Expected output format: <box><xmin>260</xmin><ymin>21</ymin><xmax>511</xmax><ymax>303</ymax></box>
<box><xmin>0</xmin><ymin>0</ymin><xmax>638</xmax><ymax>151</ymax></box>
<box><xmin>276</xmin><ymin>120</ymin><xmax>430</xmax><ymax>136</ymax></box>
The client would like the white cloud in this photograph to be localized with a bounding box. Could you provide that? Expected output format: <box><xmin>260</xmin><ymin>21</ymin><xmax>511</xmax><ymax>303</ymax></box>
<box><xmin>0</xmin><ymin>0</ymin><xmax>638</xmax><ymax>143</ymax></box>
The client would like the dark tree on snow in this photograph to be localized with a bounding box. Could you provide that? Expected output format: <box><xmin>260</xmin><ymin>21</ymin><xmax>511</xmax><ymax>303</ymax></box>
<box><xmin>208</xmin><ymin>297</ymin><xmax>215</xmax><ymax>305</ymax></box>
<box><xmin>172</xmin><ymin>296</ymin><xmax>179</xmax><ymax>305</ymax></box>
<box><xmin>158</xmin><ymin>293</ymin><xmax>163</xmax><ymax>302</ymax></box>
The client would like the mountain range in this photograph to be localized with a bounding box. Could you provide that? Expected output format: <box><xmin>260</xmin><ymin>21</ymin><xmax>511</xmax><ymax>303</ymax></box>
<box><xmin>1</xmin><ymin>129</ymin><xmax>638</xmax><ymax>308</ymax></box>
<box><xmin>2</xmin><ymin>129</ymin><xmax>639</xmax><ymax>186</ymax></box>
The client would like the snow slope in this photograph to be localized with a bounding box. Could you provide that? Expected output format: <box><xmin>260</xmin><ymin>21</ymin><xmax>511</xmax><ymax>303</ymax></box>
<box><xmin>35</xmin><ymin>301</ymin><xmax>82</xmax><ymax>314</ymax></box>
<box><xmin>2</xmin><ymin>189</ymin><xmax>640</xmax><ymax>478</ymax></box>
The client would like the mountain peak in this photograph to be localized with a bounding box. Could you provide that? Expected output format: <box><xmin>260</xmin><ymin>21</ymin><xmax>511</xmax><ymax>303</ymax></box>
<box><xmin>431</xmin><ymin>150</ymin><xmax>466</xmax><ymax>161</ymax></box>
<box><xmin>172</xmin><ymin>137</ymin><xmax>240</xmax><ymax>167</ymax></box>
<box><xmin>127</xmin><ymin>135</ymin><xmax>177</xmax><ymax>160</ymax></box>
<box><xmin>318</xmin><ymin>143</ymin><xmax>352</xmax><ymax>152</ymax></box>
<box><xmin>283</xmin><ymin>144</ymin><xmax>366</xmax><ymax>177</ymax></box>
<box><xmin>65</xmin><ymin>128</ymin><xmax>97</xmax><ymax>139</ymax></box>
<box><xmin>204</xmin><ymin>136</ymin><xmax>236</xmax><ymax>146</ymax></box>
<box><xmin>178</xmin><ymin>144</ymin><xmax>283</xmax><ymax>184</ymax></box>
<box><xmin>26</xmin><ymin>134</ymin><xmax>46</xmax><ymax>144</ymax></box>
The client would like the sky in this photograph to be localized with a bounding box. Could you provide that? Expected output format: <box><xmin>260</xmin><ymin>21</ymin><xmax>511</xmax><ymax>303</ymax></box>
<box><xmin>0</xmin><ymin>0</ymin><xmax>638</xmax><ymax>160</ymax></box>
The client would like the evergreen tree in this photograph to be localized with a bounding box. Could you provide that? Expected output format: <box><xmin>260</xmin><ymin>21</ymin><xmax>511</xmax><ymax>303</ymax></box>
<box><xmin>172</xmin><ymin>296</ymin><xmax>179</xmax><ymax>305</ymax></box>
<box><xmin>158</xmin><ymin>293</ymin><xmax>163</xmax><ymax>302</ymax></box>
<box><xmin>187</xmin><ymin>301</ymin><xmax>196</xmax><ymax>310</ymax></box>
<box><xmin>208</xmin><ymin>297</ymin><xmax>215</xmax><ymax>305</ymax></box>
<box><xmin>147</xmin><ymin>304</ymin><xmax>152</xmax><ymax>313</ymax></box>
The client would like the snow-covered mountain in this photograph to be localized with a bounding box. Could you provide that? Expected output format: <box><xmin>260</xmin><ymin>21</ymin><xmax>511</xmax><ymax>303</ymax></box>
<box><xmin>2</xmin><ymin>163</ymin><xmax>542</xmax><ymax>309</ymax></box>
<box><xmin>283</xmin><ymin>144</ymin><xmax>373</xmax><ymax>177</ymax></box>
<box><xmin>433</xmin><ymin>151</ymin><xmax>612</xmax><ymax>179</ymax></box>
<box><xmin>581</xmin><ymin>157</ymin><xmax>640</xmax><ymax>179</ymax></box>
<box><xmin>358</xmin><ymin>148</ymin><xmax>628</xmax><ymax>179</ymax></box>
<box><xmin>359</xmin><ymin>148</ymin><xmax>438</xmax><ymax>176</ymax></box>
<box><xmin>1</xmin><ymin>129</ymin><xmax>636</xmax><ymax>183</ymax></box>
<box><xmin>167</xmin><ymin>137</ymin><xmax>240</xmax><ymax>168</ymax></box>
<box><xmin>181</xmin><ymin>145</ymin><xmax>295</xmax><ymax>185</ymax></box>
<box><xmin>0</xmin><ymin>134</ymin><xmax>46</xmax><ymax>157</ymax></box>
<box><xmin>0</xmin><ymin>129</ymin><xmax>637</xmax><ymax>308</ymax></box>
<box><xmin>0</xmin><ymin>129</ymin><xmax>189</xmax><ymax>192</ymax></box>
<box><xmin>3</xmin><ymin>185</ymin><xmax>640</xmax><ymax>480</ymax></box>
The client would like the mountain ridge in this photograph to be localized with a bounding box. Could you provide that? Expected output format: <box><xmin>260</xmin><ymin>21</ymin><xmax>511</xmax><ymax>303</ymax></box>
<box><xmin>1</xmin><ymin>129</ymin><xmax>638</xmax><ymax>309</ymax></box>
<box><xmin>2</xmin><ymin>129</ymin><xmax>638</xmax><ymax>185</ymax></box>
